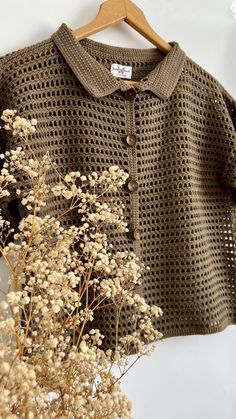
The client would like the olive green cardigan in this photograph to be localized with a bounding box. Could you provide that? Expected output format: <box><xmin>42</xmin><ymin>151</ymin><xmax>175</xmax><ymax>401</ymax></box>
<box><xmin>0</xmin><ymin>22</ymin><xmax>236</xmax><ymax>353</ymax></box>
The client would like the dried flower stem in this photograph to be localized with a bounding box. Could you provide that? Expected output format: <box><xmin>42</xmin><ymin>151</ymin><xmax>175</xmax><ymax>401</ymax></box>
<box><xmin>0</xmin><ymin>109</ymin><xmax>163</xmax><ymax>418</ymax></box>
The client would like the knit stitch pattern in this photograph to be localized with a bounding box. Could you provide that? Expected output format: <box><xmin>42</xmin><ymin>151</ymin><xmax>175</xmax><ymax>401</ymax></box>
<box><xmin>0</xmin><ymin>22</ymin><xmax>236</xmax><ymax>353</ymax></box>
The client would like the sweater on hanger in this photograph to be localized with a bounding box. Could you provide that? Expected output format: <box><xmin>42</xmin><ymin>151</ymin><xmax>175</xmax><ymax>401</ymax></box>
<box><xmin>0</xmin><ymin>22</ymin><xmax>236</xmax><ymax>354</ymax></box>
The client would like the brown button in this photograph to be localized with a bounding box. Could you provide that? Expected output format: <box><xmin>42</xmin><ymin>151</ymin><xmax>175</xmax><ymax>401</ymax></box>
<box><xmin>121</xmin><ymin>88</ymin><xmax>137</xmax><ymax>101</ymax></box>
<box><xmin>132</xmin><ymin>227</ymin><xmax>142</xmax><ymax>240</ymax></box>
<box><xmin>127</xmin><ymin>179</ymin><xmax>139</xmax><ymax>192</ymax></box>
<box><xmin>125</xmin><ymin>134</ymin><xmax>137</xmax><ymax>146</ymax></box>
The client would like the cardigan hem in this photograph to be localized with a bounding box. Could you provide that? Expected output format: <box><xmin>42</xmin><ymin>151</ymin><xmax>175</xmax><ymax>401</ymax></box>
<box><xmin>126</xmin><ymin>318</ymin><xmax>236</xmax><ymax>356</ymax></box>
<box><xmin>158</xmin><ymin>317</ymin><xmax>236</xmax><ymax>342</ymax></box>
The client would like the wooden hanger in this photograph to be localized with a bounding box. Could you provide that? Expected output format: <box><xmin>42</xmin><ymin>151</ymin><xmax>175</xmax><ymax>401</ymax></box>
<box><xmin>72</xmin><ymin>0</ymin><xmax>171</xmax><ymax>86</ymax></box>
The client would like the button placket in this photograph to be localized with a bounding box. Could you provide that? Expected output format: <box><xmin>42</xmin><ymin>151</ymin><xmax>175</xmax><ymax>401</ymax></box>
<box><xmin>124</xmin><ymin>90</ymin><xmax>142</xmax><ymax>255</ymax></box>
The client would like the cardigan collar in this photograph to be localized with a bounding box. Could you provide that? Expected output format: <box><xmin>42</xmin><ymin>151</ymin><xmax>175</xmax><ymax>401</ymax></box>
<box><xmin>50</xmin><ymin>22</ymin><xmax>187</xmax><ymax>100</ymax></box>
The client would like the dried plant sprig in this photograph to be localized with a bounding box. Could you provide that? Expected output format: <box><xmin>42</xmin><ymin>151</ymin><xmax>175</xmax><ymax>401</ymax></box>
<box><xmin>0</xmin><ymin>109</ymin><xmax>164</xmax><ymax>418</ymax></box>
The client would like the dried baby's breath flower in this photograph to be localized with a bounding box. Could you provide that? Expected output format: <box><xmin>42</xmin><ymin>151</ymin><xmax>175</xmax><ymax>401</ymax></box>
<box><xmin>0</xmin><ymin>108</ymin><xmax>163</xmax><ymax>418</ymax></box>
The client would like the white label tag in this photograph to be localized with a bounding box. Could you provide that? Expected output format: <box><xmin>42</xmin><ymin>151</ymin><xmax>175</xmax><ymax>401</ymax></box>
<box><xmin>110</xmin><ymin>63</ymin><xmax>132</xmax><ymax>79</ymax></box>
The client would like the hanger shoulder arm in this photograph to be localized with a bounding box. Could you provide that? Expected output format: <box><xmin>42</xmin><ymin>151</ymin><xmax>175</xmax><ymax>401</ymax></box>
<box><xmin>126</xmin><ymin>0</ymin><xmax>171</xmax><ymax>52</ymax></box>
<box><xmin>73</xmin><ymin>0</ymin><xmax>126</xmax><ymax>40</ymax></box>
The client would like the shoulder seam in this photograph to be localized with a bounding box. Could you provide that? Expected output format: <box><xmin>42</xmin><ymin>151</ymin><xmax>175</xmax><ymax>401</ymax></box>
<box><xmin>0</xmin><ymin>37</ymin><xmax>54</xmax><ymax>68</ymax></box>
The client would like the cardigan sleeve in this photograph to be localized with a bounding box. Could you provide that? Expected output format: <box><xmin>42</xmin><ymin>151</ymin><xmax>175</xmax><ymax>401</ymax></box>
<box><xmin>219</xmin><ymin>85</ymin><xmax>236</xmax><ymax>190</ymax></box>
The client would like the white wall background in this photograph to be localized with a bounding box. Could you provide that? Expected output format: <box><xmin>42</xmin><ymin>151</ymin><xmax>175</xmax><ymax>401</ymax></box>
<box><xmin>0</xmin><ymin>1</ymin><xmax>236</xmax><ymax>418</ymax></box>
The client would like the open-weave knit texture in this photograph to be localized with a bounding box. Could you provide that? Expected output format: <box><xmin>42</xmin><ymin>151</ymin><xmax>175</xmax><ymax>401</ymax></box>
<box><xmin>0</xmin><ymin>22</ymin><xmax>236</xmax><ymax>354</ymax></box>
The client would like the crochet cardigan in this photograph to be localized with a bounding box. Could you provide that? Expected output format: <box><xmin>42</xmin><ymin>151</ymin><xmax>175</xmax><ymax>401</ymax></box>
<box><xmin>0</xmin><ymin>22</ymin><xmax>236</xmax><ymax>353</ymax></box>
